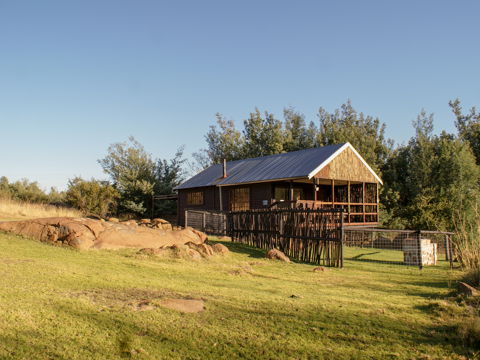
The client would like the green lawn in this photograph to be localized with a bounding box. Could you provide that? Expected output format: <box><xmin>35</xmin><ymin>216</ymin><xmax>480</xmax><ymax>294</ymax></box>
<box><xmin>0</xmin><ymin>232</ymin><xmax>471</xmax><ymax>360</ymax></box>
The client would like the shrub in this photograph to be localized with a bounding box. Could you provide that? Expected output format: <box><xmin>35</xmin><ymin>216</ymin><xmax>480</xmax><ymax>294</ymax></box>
<box><xmin>66</xmin><ymin>177</ymin><xmax>119</xmax><ymax>218</ymax></box>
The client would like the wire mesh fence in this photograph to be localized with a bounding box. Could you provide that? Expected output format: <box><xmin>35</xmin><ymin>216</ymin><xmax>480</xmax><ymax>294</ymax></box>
<box><xmin>343</xmin><ymin>228</ymin><xmax>454</xmax><ymax>268</ymax></box>
<box><xmin>184</xmin><ymin>210</ymin><xmax>227</xmax><ymax>235</ymax></box>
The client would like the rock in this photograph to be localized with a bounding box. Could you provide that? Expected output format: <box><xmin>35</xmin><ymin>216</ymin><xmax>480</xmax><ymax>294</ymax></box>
<box><xmin>458</xmin><ymin>282</ymin><xmax>479</xmax><ymax>297</ymax></box>
<box><xmin>219</xmin><ymin>236</ymin><xmax>232</xmax><ymax>241</ymax></box>
<box><xmin>161</xmin><ymin>223</ymin><xmax>173</xmax><ymax>231</ymax></box>
<box><xmin>186</xmin><ymin>242</ymin><xmax>214</xmax><ymax>257</ymax></box>
<box><xmin>107</xmin><ymin>217</ymin><xmax>119</xmax><ymax>223</ymax></box>
<box><xmin>266</xmin><ymin>249</ymin><xmax>290</xmax><ymax>263</ymax></box>
<box><xmin>121</xmin><ymin>220</ymin><xmax>138</xmax><ymax>227</ymax></box>
<box><xmin>186</xmin><ymin>227</ymin><xmax>208</xmax><ymax>243</ymax></box>
<box><xmin>139</xmin><ymin>219</ymin><xmax>151</xmax><ymax>225</ymax></box>
<box><xmin>186</xmin><ymin>248</ymin><xmax>202</xmax><ymax>260</ymax></box>
<box><xmin>152</xmin><ymin>218</ymin><xmax>169</xmax><ymax>225</ymax></box>
<box><xmin>212</xmin><ymin>243</ymin><xmax>229</xmax><ymax>255</ymax></box>
<box><xmin>0</xmin><ymin>217</ymin><xmax>208</xmax><ymax>250</ymax></box>
<box><xmin>313</xmin><ymin>266</ymin><xmax>326</xmax><ymax>272</ymax></box>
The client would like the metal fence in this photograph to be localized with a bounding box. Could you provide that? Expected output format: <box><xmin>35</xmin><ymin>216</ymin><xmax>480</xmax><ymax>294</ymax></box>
<box><xmin>184</xmin><ymin>210</ymin><xmax>227</xmax><ymax>235</ymax></box>
<box><xmin>343</xmin><ymin>227</ymin><xmax>454</xmax><ymax>269</ymax></box>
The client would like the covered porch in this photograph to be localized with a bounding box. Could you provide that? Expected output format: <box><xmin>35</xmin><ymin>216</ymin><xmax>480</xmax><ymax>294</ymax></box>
<box><xmin>270</xmin><ymin>179</ymin><xmax>380</xmax><ymax>226</ymax></box>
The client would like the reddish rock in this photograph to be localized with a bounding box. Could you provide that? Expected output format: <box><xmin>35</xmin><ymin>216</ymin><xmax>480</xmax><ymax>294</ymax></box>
<box><xmin>266</xmin><ymin>249</ymin><xmax>290</xmax><ymax>263</ymax></box>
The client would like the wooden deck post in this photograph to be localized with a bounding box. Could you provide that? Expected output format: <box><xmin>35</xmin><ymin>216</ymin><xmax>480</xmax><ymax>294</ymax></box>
<box><xmin>219</xmin><ymin>186</ymin><xmax>223</xmax><ymax>211</ymax></box>
<box><xmin>347</xmin><ymin>181</ymin><xmax>351</xmax><ymax>224</ymax></box>
<box><xmin>289</xmin><ymin>181</ymin><xmax>294</xmax><ymax>208</ymax></box>
<box><xmin>362</xmin><ymin>182</ymin><xmax>366</xmax><ymax>224</ymax></box>
<box><xmin>331</xmin><ymin>179</ymin><xmax>335</xmax><ymax>207</ymax></box>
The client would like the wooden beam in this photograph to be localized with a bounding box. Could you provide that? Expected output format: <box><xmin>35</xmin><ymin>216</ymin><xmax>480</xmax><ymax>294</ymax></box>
<box><xmin>289</xmin><ymin>181</ymin><xmax>294</xmax><ymax>208</ymax></box>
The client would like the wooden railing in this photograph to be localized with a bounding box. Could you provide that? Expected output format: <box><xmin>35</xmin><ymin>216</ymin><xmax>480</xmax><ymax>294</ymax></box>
<box><xmin>270</xmin><ymin>200</ymin><xmax>378</xmax><ymax>226</ymax></box>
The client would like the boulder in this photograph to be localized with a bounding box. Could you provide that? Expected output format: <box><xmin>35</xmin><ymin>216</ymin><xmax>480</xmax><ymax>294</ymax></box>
<box><xmin>458</xmin><ymin>282</ymin><xmax>479</xmax><ymax>297</ymax></box>
<box><xmin>266</xmin><ymin>249</ymin><xmax>290</xmax><ymax>263</ymax></box>
<box><xmin>107</xmin><ymin>217</ymin><xmax>119</xmax><ymax>223</ymax></box>
<box><xmin>212</xmin><ymin>243</ymin><xmax>230</xmax><ymax>255</ymax></box>
<box><xmin>313</xmin><ymin>266</ymin><xmax>326</xmax><ymax>272</ymax></box>
<box><xmin>152</xmin><ymin>218</ymin><xmax>170</xmax><ymax>225</ymax></box>
<box><xmin>185</xmin><ymin>242</ymin><xmax>214</xmax><ymax>257</ymax></box>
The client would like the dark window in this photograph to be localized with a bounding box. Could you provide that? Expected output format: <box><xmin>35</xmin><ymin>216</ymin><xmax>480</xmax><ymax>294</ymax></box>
<box><xmin>230</xmin><ymin>187</ymin><xmax>250</xmax><ymax>211</ymax></box>
<box><xmin>274</xmin><ymin>186</ymin><xmax>304</xmax><ymax>201</ymax></box>
<box><xmin>187</xmin><ymin>191</ymin><xmax>204</xmax><ymax>205</ymax></box>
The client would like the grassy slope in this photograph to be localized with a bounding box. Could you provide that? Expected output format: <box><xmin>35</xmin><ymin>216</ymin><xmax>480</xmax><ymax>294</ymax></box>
<box><xmin>0</xmin><ymin>232</ymin><xmax>468</xmax><ymax>360</ymax></box>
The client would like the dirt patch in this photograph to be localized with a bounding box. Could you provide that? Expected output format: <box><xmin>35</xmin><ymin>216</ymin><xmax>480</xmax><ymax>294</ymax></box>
<box><xmin>159</xmin><ymin>299</ymin><xmax>205</xmax><ymax>313</ymax></box>
<box><xmin>69</xmin><ymin>288</ymin><xmax>205</xmax><ymax>313</ymax></box>
<box><xmin>0</xmin><ymin>217</ymin><xmax>207</xmax><ymax>250</ymax></box>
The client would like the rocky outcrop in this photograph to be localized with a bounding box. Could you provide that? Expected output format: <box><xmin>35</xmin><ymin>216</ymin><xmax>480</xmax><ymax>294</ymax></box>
<box><xmin>137</xmin><ymin>241</ymin><xmax>229</xmax><ymax>260</ymax></box>
<box><xmin>0</xmin><ymin>217</ymin><xmax>206</xmax><ymax>250</ymax></box>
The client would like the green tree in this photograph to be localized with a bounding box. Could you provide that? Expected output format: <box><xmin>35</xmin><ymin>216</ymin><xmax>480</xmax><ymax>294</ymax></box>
<box><xmin>283</xmin><ymin>108</ymin><xmax>317</xmax><ymax>151</ymax></box>
<box><xmin>66</xmin><ymin>177</ymin><xmax>119</xmax><ymax>217</ymax></box>
<box><xmin>154</xmin><ymin>146</ymin><xmax>187</xmax><ymax>215</ymax></box>
<box><xmin>98</xmin><ymin>137</ymin><xmax>156</xmax><ymax>216</ymax></box>
<box><xmin>450</xmin><ymin>98</ymin><xmax>480</xmax><ymax>164</ymax></box>
<box><xmin>382</xmin><ymin>110</ymin><xmax>480</xmax><ymax>231</ymax></box>
<box><xmin>243</xmin><ymin>109</ymin><xmax>284</xmax><ymax>157</ymax></box>
<box><xmin>194</xmin><ymin>114</ymin><xmax>244</xmax><ymax>167</ymax></box>
<box><xmin>317</xmin><ymin>100</ymin><xmax>392</xmax><ymax>174</ymax></box>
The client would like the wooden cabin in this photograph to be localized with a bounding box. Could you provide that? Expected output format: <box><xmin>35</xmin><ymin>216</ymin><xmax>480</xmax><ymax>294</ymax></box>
<box><xmin>175</xmin><ymin>143</ymin><xmax>382</xmax><ymax>226</ymax></box>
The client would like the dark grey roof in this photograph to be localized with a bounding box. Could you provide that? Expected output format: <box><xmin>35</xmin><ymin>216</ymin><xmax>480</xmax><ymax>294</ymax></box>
<box><xmin>176</xmin><ymin>143</ymin><xmax>346</xmax><ymax>190</ymax></box>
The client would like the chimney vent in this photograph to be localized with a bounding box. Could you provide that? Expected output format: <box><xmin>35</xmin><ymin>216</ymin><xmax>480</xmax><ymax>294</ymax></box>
<box><xmin>223</xmin><ymin>159</ymin><xmax>227</xmax><ymax>178</ymax></box>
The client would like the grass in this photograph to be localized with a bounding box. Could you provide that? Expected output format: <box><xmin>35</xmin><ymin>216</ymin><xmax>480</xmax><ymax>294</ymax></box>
<box><xmin>0</xmin><ymin>231</ymin><xmax>475</xmax><ymax>359</ymax></box>
<box><xmin>0</xmin><ymin>198</ymin><xmax>81</xmax><ymax>221</ymax></box>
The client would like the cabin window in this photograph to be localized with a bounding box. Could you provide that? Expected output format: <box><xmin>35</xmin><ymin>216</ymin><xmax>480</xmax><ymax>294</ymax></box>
<box><xmin>274</xmin><ymin>186</ymin><xmax>304</xmax><ymax>201</ymax></box>
<box><xmin>230</xmin><ymin>187</ymin><xmax>250</xmax><ymax>211</ymax></box>
<box><xmin>187</xmin><ymin>191</ymin><xmax>204</xmax><ymax>205</ymax></box>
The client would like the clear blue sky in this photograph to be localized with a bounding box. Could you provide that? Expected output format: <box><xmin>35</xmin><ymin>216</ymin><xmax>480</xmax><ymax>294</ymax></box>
<box><xmin>1</xmin><ymin>0</ymin><xmax>479</xmax><ymax>190</ymax></box>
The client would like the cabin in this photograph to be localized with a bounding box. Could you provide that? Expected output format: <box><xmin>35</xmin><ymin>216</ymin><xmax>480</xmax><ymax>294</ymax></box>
<box><xmin>175</xmin><ymin>143</ymin><xmax>382</xmax><ymax>227</ymax></box>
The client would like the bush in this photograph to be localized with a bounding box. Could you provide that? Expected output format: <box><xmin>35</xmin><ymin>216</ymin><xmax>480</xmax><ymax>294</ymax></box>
<box><xmin>66</xmin><ymin>177</ymin><xmax>118</xmax><ymax>218</ymax></box>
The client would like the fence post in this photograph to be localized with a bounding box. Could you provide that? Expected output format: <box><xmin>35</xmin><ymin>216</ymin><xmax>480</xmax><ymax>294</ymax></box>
<box><xmin>447</xmin><ymin>234</ymin><xmax>454</xmax><ymax>269</ymax></box>
<box><xmin>202</xmin><ymin>212</ymin><xmax>206</xmax><ymax>232</ymax></box>
<box><xmin>185</xmin><ymin>210</ymin><xmax>188</xmax><ymax>228</ymax></box>
<box><xmin>340</xmin><ymin>209</ymin><xmax>344</xmax><ymax>268</ymax></box>
<box><xmin>417</xmin><ymin>231</ymin><xmax>423</xmax><ymax>270</ymax></box>
<box><xmin>444</xmin><ymin>234</ymin><xmax>450</xmax><ymax>261</ymax></box>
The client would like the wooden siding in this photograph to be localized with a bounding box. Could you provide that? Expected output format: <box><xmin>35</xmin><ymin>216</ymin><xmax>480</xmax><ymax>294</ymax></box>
<box><xmin>314</xmin><ymin>147</ymin><xmax>378</xmax><ymax>183</ymax></box>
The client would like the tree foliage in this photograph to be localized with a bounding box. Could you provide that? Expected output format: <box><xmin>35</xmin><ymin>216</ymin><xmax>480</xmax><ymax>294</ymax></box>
<box><xmin>66</xmin><ymin>177</ymin><xmax>118</xmax><ymax>217</ymax></box>
<box><xmin>317</xmin><ymin>100</ymin><xmax>391</xmax><ymax>174</ymax></box>
<box><xmin>99</xmin><ymin>137</ymin><xmax>186</xmax><ymax>217</ymax></box>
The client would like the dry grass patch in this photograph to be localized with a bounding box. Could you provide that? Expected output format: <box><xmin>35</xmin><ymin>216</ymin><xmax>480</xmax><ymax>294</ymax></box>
<box><xmin>0</xmin><ymin>198</ymin><xmax>81</xmax><ymax>221</ymax></box>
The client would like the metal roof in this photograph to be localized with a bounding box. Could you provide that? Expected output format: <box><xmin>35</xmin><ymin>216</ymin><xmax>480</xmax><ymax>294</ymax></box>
<box><xmin>176</xmin><ymin>143</ymin><xmax>350</xmax><ymax>190</ymax></box>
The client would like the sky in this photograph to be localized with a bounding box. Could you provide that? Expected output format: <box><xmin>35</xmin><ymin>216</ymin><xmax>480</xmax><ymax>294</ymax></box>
<box><xmin>0</xmin><ymin>0</ymin><xmax>479</xmax><ymax>190</ymax></box>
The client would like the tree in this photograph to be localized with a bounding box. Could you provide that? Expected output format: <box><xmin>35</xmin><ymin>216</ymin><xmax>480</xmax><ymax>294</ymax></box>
<box><xmin>195</xmin><ymin>113</ymin><xmax>244</xmax><ymax>167</ymax></box>
<box><xmin>66</xmin><ymin>177</ymin><xmax>118</xmax><ymax>217</ymax></box>
<box><xmin>450</xmin><ymin>98</ymin><xmax>480</xmax><ymax>164</ymax></box>
<box><xmin>154</xmin><ymin>146</ymin><xmax>187</xmax><ymax>215</ymax></box>
<box><xmin>317</xmin><ymin>100</ymin><xmax>392</xmax><ymax>174</ymax></box>
<box><xmin>283</xmin><ymin>108</ymin><xmax>317</xmax><ymax>152</ymax></box>
<box><xmin>243</xmin><ymin>109</ymin><xmax>284</xmax><ymax>158</ymax></box>
<box><xmin>381</xmin><ymin>110</ymin><xmax>480</xmax><ymax>231</ymax></box>
<box><xmin>98</xmin><ymin>137</ymin><xmax>156</xmax><ymax>216</ymax></box>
